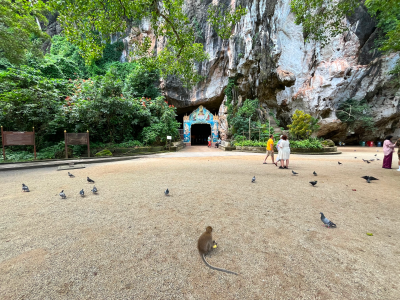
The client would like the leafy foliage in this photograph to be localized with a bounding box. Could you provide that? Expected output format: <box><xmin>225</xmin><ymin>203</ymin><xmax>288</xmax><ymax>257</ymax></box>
<box><xmin>291</xmin><ymin>0</ymin><xmax>400</xmax><ymax>81</ymax></box>
<box><xmin>207</xmin><ymin>5</ymin><xmax>247</xmax><ymax>40</ymax></box>
<box><xmin>228</xmin><ymin>98</ymin><xmax>261</xmax><ymax>140</ymax></box>
<box><xmin>0</xmin><ymin>0</ymin><xmax>49</xmax><ymax>64</ymax></box>
<box><xmin>44</xmin><ymin>0</ymin><xmax>246</xmax><ymax>87</ymax></box>
<box><xmin>336</xmin><ymin>99</ymin><xmax>375</xmax><ymax>131</ymax></box>
<box><xmin>290</xmin><ymin>138</ymin><xmax>323</xmax><ymax>149</ymax></box>
<box><xmin>290</xmin><ymin>0</ymin><xmax>359</xmax><ymax>46</ymax></box>
<box><xmin>287</xmin><ymin>110</ymin><xmax>320</xmax><ymax>139</ymax></box>
<box><xmin>123</xmin><ymin>65</ymin><xmax>160</xmax><ymax>99</ymax></box>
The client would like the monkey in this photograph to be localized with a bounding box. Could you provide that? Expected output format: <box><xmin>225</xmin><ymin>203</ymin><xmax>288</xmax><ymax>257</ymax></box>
<box><xmin>197</xmin><ymin>226</ymin><xmax>238</xmax><ymax>275</ymax></box>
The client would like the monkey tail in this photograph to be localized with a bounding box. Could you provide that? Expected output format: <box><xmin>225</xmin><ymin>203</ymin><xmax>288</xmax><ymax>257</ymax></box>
<box><xmin>201</xmin><ymin>254</ymin><xmax>238</xmax><ymax>275</ymax></box>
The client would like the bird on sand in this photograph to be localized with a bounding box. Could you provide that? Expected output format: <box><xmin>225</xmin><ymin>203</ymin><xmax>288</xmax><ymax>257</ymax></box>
<box><xmin>68</xmin><ymin>172</ymin><xmax>74</xmax><ymax>177</ymax></box>
<box><xmin>374</xmin><ymin>154</ymin><xmax>377</xmax><ymax>156</ymax></box>
<box><xmin>164</xmin><ymin>188</ymin><xmax>169</xmax><ymax>196</ymax></box>
<box><xmin>80</xmin><ymin>189</ymin><xmax>84</xmax><ymax>197</ymax></box>
<box><xmin>87</xmin><ymin>177</ymin><xmax>95</xmax><ymax>183</ymax></box>
<box><xmin>313</xmin><ymin>171</ymin><xmax>317</xmax><ymax>176</ymax></box>
<box><xmin>369</xmin><ymin>159</ymin><xmax>375</xmax><ymax>161</ymax></box>
<box><xmin>354</xmin><ymin>157</ymin><xmax>357</xmax><ymax>159</ymax></box>
<box><xmin>361</xmin><ymin>176</ymin><xmax>379</xmax><ymax>183</ymax></box>
<box><xmin>338</xmin><ymin>162</ymin><xmax>342</xmax><ymax>165</ymax></box>
<box><xmin>59</xmin><ymin>190</ymin><xmax>66</xmax><ymax>199</ymax></box>
<box><xmin>292</xmin><ymin>170</ymin><xmax>298</xmax><ymax>175</ymax></box>
<box><xmin>22</xmin><ymin>183</ymin><xmax>30</xmax><ymax>192</ymax></box>
<box><xmin>365</xmin><ymin>160</ymin><xmax>371</xmax><ymax>164</ymax></box>
<box><xmin>309</xmin><ymin>181</ymin><xmax>317</xmax><ymax>187</ymax></box>
<box><xmin>252</xmin><ymin>176</ymin><xmax>256</xmax><ymax>183</ymax></box>
<box><xmin>91</xmin><ymin>186</ymin><xmax>98</xmax><ymax>193</ymax></box>
<box><xmin>320</xmin><ymin>212</ymin><xmax>336</xmax><ymax>228</ymax></box>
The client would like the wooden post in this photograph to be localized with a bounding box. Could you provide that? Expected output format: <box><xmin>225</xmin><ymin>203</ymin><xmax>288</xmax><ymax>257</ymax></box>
<box><xmin>33</xmin><ymin>127</ymin><xmax>36</xmax><ymax>160</ymax></box>
<box><xmin>1</xmin><ymin>126</ymin><xmax>5</xmax><ymax>160</ymax></box>
<box><xmin>268</xmin><ymin>116</ymin><xmax>271</xmax><ymax>134</ymax></box>
<box><xmin>249</xmin><ymin>117</ymin><xmax>251</xmax><ymax>140</ymax></box>
<box><xmin>87</xmin><ymin>130</ymin><xmax>90</xmax><ymax>157</ymax></box>
<box><xmin>64</xmin><ymin>130</ymin><xmax>68</xmax><ymax>159</ymax></box>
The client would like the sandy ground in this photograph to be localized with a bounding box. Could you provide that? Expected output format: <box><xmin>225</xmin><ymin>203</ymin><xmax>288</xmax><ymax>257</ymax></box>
<box><xmin>1</xmin><ymin>147</ymin><xmax>400</xmax><ymax>299</ymax></box>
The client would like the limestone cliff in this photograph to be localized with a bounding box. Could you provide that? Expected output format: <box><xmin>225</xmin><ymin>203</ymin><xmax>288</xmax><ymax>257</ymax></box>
<box><xmin>158</xmin><ymin>0</ymin><xmax>400</xmax><ymax>142</ymax></box>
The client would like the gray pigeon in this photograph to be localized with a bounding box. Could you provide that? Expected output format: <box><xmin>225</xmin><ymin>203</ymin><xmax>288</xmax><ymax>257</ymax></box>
<box><xmin>361</xmin><ymin>176</ymin><xmax>379</xmax><ymax>183</ymax></box>
<box><xmin>338</xmin><ymin>162</ymin><xmax>342</xmax><ymax>165</ymax></box>
<box><xmin>79</xmin><ymin>189</ymin><xmax>84</xmax><ymax>197</ymax></box>
<box><xmin>320</xmin><ymin>212</ymin><xmax>336</xmax><ymax>228</ymax></box>
<box><xmin>313</xmin><ymin>171</ymin><xmax>317</xmax><ymax>176</ymax></box>
<box><xmin>22</xmin><ymin>183</ymin><xmax>30</xmax><ymax>192</ymax></box>
<box><xmin>366</xmin><ymin>160</ymin><xmax>371</xmax><ymax>164</ymax></box>
<box><xmin>369</xmin><ymin>159</ymin><xmax>374</xmax><ymax>161</ymax></box>
<box><xmin>377</xmin><ymin>158</ymin><xmax>380</xmax><ymax>161</ymax></box>
<box><xmin>252</xmin><ymin>176</ymin><xmax>256</xmax><ymax>183</ymax></box>
<box><xmin>87</xmin><ymin>177</ymin><xmax>95</xmax><ymax>183</ymax></box>
<box><xmin>354</xmin><ymin>157</ymin><xmax>357</xmax><ymax>159</ymax></box>
<box><xmin>164</xmin><ymin>188</ymin><xmax>169</xmax><ymax>196</ymax></box>
<box><xmin>68</xmin><ymin>172</ymin><xmax>74</xmax><ymax>177</ymax></box>
<box><xmin>91</xmin><ymin>186</ymin><xmax>98</xmax><ymax>193</ymax></box>
<box><xmin>309</xmin><ymin>181</ymin><xmax>317</xmax><ymax>187</ymax></box>
<box><xmin>292</xmin><ymin>170</ymin><xmax>298</xmax><ymax>175</ymax></box>
<box><xmin>59</xmin><ymin>190</ymin><xmax>66</xmax><ymax>199</ymax></box>
<box><xmin>374</xmin><ymin>154</ymin><xmax>377</xmax><ymax>156</ymax></box>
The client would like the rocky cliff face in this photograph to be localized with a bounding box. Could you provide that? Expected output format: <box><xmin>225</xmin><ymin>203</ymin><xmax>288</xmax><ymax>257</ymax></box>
<box><xmin>160</xmin><ymin>0</ymin><xmax>400</xmax><ymax>142</ymax></box>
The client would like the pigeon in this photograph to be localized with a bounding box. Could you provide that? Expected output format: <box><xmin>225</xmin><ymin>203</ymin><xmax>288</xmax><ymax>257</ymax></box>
<box><xmin>68</xmin><ymin>172</ymin><xmax>74</xmax><ymax>177</ymax></box>
<box><xmin>377</xmin><ymin>158</ymin><xmax>380</xmax><ymax>161</ymax></box>
<box><xmin>22</xmin><ymin>183</ymin><xmax>30</xmax><ymax>192</ymax></box>
<box><xmin>369</xmin><ymin>159</ymin><xmax>374</xmax><ymax>161</ymax></box>
<box><xmin>361</xmin><ymin>176</ymin><xmax>379</xmax><ymax>183</ymax></box>
<box><xmin>91</xmin><ymin>186</ymin><xmax>98</xmax><ymax>193</ymax></box>
<box><xmin>59</xmin><ymin>190</ymin><xmax>66</xmax><ymax>199</ymax></box>
<box><xmin>365</xmin><ymin>160</ymin><xmax>371</xmax><ymax>164</ymax></box>
<box><xmin>252</xmin><ymin>176</ymin><xmax>256</xmax><ymax>183</ymax></box>
<box><xmin>338</xmin><ymin>162</ymin><xmax>342</xmax><ymax>165</ymax></box>
<box><xmin>320</xmin><ymin>212</ymin><xmax>336</xmax><ymax>228</ymax></box>
<box><xmin>313</xmin><ymin>171</ymin><xmax>317</xmax><ymax>176</ymax></box>
<box><xmin>87</xmin><ymin>177</ymin><xmax>95</xmax><ymax>183</ymax></box>
<box><xmin>354</xmin><ymin>157</ymin><xmax>357</xmax><ymax>159</ymax></box>
<box><xmin>79</xmin><ymin>189</ymin><xmax>84</xmax><ymax>197</ymax></box>
<box><xmin>292</xmin><ymin>170</ymin><xmax>298</xmax><ymax>175</ymax></box>
<box><xmin>309</xmin><ymin>181</ymin><xmax>317</xmax><ymax>187</ymax></box>
<box><xmin>164</xmin><ymin>188</ymin><xmax>169</xmax><ymax>196</ymax></box>
<box><xmin>374</xmin><ymin>154</ymin><xmax>377</xmax><ymax>156</ymax></box>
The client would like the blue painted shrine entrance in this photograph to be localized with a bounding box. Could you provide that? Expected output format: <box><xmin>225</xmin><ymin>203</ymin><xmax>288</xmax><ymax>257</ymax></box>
<box><xmin>183</xmin><ymin>105</ymin><xmax>219</xmax><ymax>144</ymax></box>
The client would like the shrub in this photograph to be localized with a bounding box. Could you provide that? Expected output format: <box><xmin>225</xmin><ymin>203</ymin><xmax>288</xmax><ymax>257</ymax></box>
<box><xmin>288</xmin><ymin>110</ymin><xmax>319</xmax><ymax>139</ymax></box>
<box><xmin>95</xmin><ymin>149</ymin><xmax>113</xmax><ymax>156</ymax></box>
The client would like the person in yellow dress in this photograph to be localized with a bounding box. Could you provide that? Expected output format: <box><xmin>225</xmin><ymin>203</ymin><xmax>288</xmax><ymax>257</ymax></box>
<box><xmin>263</xmin><ymin>134</ymin><xmax>276</xmax><ymax>165</ymax></box>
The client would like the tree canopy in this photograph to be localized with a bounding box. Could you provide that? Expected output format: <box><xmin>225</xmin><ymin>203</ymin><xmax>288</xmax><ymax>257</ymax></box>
<box><xmin>291</xmin><ymin>0</ymin><xmax>400</xmax><ymax>52</ymax></box>
<box><xmin>44</xmin><ymin>0</ymin><xmax>246</xmax><ymax>87</ymax></box>
<box><xmin>0</xmin><ymin>0</ymin><xmax>48</xmax><ymax>64</ymax></box>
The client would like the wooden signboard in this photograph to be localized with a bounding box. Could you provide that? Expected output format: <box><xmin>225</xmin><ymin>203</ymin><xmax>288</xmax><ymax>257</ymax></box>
<box><xmin>64</xmin><ymin>131</ymin><xmax>90</xmax><ymax>158</ymax></box>
<box><xmin>1</xmin><ymin>126</ymin><xmax>36</xmax><ymax>160</ymax></box>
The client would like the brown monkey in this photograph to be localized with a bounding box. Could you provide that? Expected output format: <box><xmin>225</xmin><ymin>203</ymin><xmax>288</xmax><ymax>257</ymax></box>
<box><xmin>197</xmin><ymin>226</ymin><xmax>238</xmax><ymax>275</ymax></box>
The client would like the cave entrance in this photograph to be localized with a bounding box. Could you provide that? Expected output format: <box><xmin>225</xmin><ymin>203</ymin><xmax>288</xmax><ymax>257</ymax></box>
<box><xmin>183</xmin><ymin>105</ymin><xmax>219</xmax><ymax>145</ymax></box>
<box><xmin>190</xmin><ymin>124</ymin><xmax>211</xmax><ymax>145</ymax></box>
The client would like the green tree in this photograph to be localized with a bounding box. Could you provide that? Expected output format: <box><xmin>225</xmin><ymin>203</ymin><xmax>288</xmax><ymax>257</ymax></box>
<box><xmin>229</xmin><ymin>98</ymin><xmax>261</xmax><ymax>140</ymax></box>
<box><xmin>0</xmin><ymin>0</ymin><xmax>48</xmax><ymax>65</ymax></box>
<box><xmin>336</xmin><ymin>99</ymin><xmax>375</xmax><ymax>131</ymax></box>
<box><xmin>291</xmin><ymin>0</ymin><xmax>400</xmax><ymax>77</ymax></box>
<box><xmin>288</xmin><ymin>110</ymin><xmax>320</xmax><ymax>139</ymax></box>
<box><xmin>123</xmin><ymin>65</ymin><xmax>161</xmax><ymax>99</ymax></box>
<box><xmin>45</xmin><ymin>0</ymin><xmax>246</xmax><ymax>87</ymax></box>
